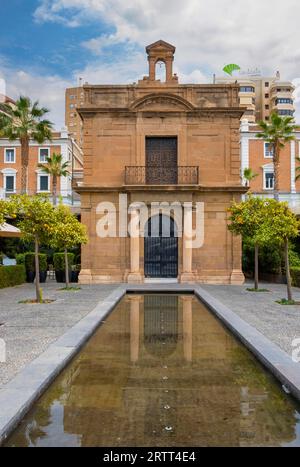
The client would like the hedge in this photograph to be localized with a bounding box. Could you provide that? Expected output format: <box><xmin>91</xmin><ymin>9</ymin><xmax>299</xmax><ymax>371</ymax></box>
<box><xmin>53</xmin><ymin>253</ymin><xmax>74</xmax><ymax>271</ymax></box>
<box><xmin>25</xmin><ymin>253</ymin><xmax>48</xmax><ymax>273</ymax></box>
<box><xmin>290</xmin><ymin>267</ymin><xmax>300</xmax><ymax>288</ymax></box>
<box><xmin>0</xmin><ymin>265</ymin><xmax>26</xmax><ymax>289</ymax></box>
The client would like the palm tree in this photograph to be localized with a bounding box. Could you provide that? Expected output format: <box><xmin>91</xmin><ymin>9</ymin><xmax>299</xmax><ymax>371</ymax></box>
<box><xmin>243</xmin><ymin>167</ymin><xmax>258</xmax><ymax>188</ymax></box>
<box><xmin>38</xmin><ymin>153</ymin><xmax>70</xmax><ymax>205</ymax></box>
<box><xmin>0</xmin><ymin>96</ymin><xmax>53</xmax><ymax>194</ymax></box>
<box><xmin>256</xmin><ymin>112</ymin><xmax>296</xmax><ymax>201</ymax></box>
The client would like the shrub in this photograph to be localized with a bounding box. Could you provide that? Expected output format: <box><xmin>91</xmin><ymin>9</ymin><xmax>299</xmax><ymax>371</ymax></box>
<box><xmin>290</xmin><ymin>267</ymin><xmax>300</xmax><ymax>287</ymax></box>
<box><xmin>53</xmin><ymin>253</ymin><xmax>74</xmax><ymax>271</ymax></box>
<box><xmin>16</xmin><ymin>253</ymin><xmax>25</xmax><ymax>265</ymax></box>
<box><xmin>25</xmin><ymin>253</ymin><xmax>48</xmax><ymax>272</ymax></box>
<box><xmin>0</xmin><ymin>265</ymin><xmax>25</xmax><ymax>288</ymax></box>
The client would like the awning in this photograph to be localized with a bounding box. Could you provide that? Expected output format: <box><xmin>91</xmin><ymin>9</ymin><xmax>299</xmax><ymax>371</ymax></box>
<box><xmin>0</xmin><ymin>222</ymin><xmax>21</xmax><ymax>238</ymax></box>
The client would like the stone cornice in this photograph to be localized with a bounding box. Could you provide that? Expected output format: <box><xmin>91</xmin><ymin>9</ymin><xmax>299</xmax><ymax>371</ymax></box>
<box><xmin>75</xmin><ymin>184</ymin><xmax>248</xmax><ymax>194</ymax></box>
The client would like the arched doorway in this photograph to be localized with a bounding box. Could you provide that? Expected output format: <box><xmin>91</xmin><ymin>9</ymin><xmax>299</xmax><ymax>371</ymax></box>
<box><xmin>144</xmin><ymin>214</ymin><xmax>178</xmax><ymax>278</ymax></box>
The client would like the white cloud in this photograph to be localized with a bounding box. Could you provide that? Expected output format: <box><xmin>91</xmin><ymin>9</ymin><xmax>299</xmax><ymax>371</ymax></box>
<box><xmin>5</xmin><ymin>0</ymin><xmax>300</xmax><ymax>125</ymax></box>
<box><xmin>0</xmin><ymin>62</ymin><xmax>72</xmax><ymax>129</ymax></box>
<box><xmin>33</xmin><ymin>1</ymin><xmax>300</xmax><ymax>116</ymax></box>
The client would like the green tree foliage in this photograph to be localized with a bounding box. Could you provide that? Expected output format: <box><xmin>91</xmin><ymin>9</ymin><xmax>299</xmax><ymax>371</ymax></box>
<box><xmin>51</xmin><ymin>205</ymin><xmax>87</xmax><ymax>288</ymax></box>
<box><xmin>256</xmin><ymin>112</ymin><xmax>296</xmax><ymax>200</ymax></box>
<box><xmin>0</xmin><ymin>96</ymin><xmax>53</xmax><ymax>193</ymax></box>
<box><xmin>243</xmin><ymin>167</ymin><xmax>258</xmax><ymax>188</ymax></box>
<box><xmin>255</xmin><ymin>199</ymin><xmax>300</xmax><ymax>301</ymax></box>
<box><xmin>38</xmin><ymin>153</ymin><xmax>70</xmax><ymax>205</ymax></box>
<box><xmin>228</xmin><ymin>197</ymin><xmax>268</xmax><ymax>290</ymax></box>
<box><xmin>9</xmin><ymin>195</ymin><xmax>56</xmax><ymax>302</ymax></box>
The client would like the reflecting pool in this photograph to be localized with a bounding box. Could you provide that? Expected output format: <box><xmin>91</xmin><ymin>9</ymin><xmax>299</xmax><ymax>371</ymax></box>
<box><xmin>5</xmin><ymin>294</ymin><xmax>300</xmax><ymax>447</ymax></box>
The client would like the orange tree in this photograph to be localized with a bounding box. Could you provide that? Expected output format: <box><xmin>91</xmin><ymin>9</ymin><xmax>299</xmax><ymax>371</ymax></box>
<box><xmin>228</xmin><ymin>196</ymin><xmax>269</xmax><ymax>290</ymax></box>
<box><xmin>255</xmin><ymin>200</ymin><xmax>299</xmax><ymax>302</ymax></box>
<box><xmin>0</xmin><ymin>199</ymin><xmax>16</xmax><ymax>226</ymax></box>
<box><xmin>9</xmin><ymin>195</ymin><xmax>56</xmax><ymax>302</ymax></box>
<box><xmin>51</xmin><ymin>204</ymin><xmax>87</xmax><ymax>288</ymax></box>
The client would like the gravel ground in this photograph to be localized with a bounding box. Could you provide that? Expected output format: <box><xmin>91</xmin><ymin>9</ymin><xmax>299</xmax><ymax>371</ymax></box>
<box><xmin>0</xmin><ymin>281</ymin><xmax>120</xmax><ymax>387</ymax></box>
<box><xmin>1</xmin><ymin>279</ymin><xmax>300</xmax><ymax>388</ymax></box>
<box><xmin>202</xmin><ymin>282</ymin><xmax>300</xmax><ymax>357</ymax></box>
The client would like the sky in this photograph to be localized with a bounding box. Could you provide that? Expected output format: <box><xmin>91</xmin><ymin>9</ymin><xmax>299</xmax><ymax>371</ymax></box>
<box><xmin>1</xmin><ymin>0</ymin><xmax>300</xmax><ymax>128</ymax></box>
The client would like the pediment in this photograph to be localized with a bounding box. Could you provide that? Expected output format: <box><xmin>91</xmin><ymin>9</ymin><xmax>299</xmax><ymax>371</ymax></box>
<box><xmin>130</xmin><ymin>93</ymin><xmax>194</xmax><ymax>111</ymax></box>
<box><xmin>146</xmin><ymin>40</ymin><xmax>175</xmax><ymax>53</ymax></box>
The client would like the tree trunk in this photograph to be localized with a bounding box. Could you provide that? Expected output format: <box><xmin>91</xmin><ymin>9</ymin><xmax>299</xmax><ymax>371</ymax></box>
<box><xmin>285</xmin><ymin>238</ymin><xmax>293</xmax><ymax>302</ymax></box>
<box><xmin>64</xmin><ymin>248</ymin><xmax>70</xmax><ymax>289</ymax></box>
<box><xmin>53</xmin><ymin>175</ymin><xmax>57</xmax><ymax>206</ymax></box>
<box><xmin>20</xmin><ymin>136</ymin><xmax>29</xmax><ymax>194</ymax></box>
<box><xmin>35</xmin><ymin>235</ymin><xmax>41</xmax><ymax>303</ymax></box>
<box><xmin>254</xmin><ymin>243</ymin><xmax>259</xmax><ymax>290</ymax></box>
<box><xmin>273</xmin><ymin>143</ymin><xmax>280</xmax><ymax>201</ymax></box>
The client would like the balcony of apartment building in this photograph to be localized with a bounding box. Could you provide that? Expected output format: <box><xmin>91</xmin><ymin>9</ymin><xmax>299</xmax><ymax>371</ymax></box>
<box><xmin>270</xmin><ymin>82</ymin><xmax>295</xmax><ymax>99</ymax></box>
<box><xmin>271</xmin><ymin>97</ymin><xmax>295</xmax><ymax>116</ymax></box>
<box><xmin>0</xmin><ymin>187</ymin><xmax>81</xmax><ymax>207</ymax></box>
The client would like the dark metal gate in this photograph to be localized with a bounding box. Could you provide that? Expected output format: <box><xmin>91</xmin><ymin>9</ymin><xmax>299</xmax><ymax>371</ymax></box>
<box><xmin>144</xmin><ymin>214</ymin><xmax>178</xmax><ymax>278</ymax></box>
<box><xmin>146</xmin><ymin>137</ymin><xmax>178</xmax><ymax>184</ymax></box>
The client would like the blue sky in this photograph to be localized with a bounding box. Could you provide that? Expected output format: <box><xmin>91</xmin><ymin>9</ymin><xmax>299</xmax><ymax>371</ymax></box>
<box><xmin>1</xmin><ymin>0</ymin><xmax>300</xmax><ymax>127</ymax></box>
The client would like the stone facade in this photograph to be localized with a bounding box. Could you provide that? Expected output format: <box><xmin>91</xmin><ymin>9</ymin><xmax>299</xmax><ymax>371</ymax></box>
<box><xmin>76</xmin><ymin>40</ymin><xmax>246</xmax><ymax>284</ymax></box>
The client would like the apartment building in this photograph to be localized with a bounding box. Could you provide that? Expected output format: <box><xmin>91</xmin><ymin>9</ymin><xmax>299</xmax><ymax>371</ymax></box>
<box><xmin>240</xmin><ymin>120</ymin><xmax>300</xmax><ymax>212</ymax></box>
<box><xmin>65</xmin><ymin>86</ymin><xmax>85</xmax><ymax>147</ymax></box>
<box><xmin>0</xmin><ymin>128</ymin><xmax>83</xmax><ymax>207</ymax></box>
<box><xmin>216</xmin><ymin>72</ymin><xmax>295</xmax><ymax>122</ymax></box>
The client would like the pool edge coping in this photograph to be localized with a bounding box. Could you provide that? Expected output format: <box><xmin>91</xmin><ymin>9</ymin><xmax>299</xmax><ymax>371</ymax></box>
<box><xmin>0</xmin><ymin>283</ymin><xmax>300</xmax><ymax>445</ymax></box>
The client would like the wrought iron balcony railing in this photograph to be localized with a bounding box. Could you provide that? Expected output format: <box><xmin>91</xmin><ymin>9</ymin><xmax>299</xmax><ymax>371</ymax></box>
<box><xmin>125</xmin><ymin>166</ymin><xmax>199</xmax><ymax>185</ymax></box>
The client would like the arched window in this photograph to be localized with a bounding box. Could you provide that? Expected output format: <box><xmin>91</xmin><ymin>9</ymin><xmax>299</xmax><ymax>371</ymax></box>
<box><xmin>155</xmin><ymin>60</ymin><xmax>166</xmax><ymax>82</ymax></box>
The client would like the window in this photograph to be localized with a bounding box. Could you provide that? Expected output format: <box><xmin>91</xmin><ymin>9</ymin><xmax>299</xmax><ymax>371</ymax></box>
<box><xmin>69</xmin><ymin>95</ymin><xmax>76</xmax><ymax>99</ymax></box>
<box><xmin>265</xmin><ymin>82</ymin><xmax>269</xmax><ymax>87</ymax></box>
<box><xmin>240</xmin><ymin>86</ymin><xmax>255</xmax><ymax>93</ymax></box>
<box><xmin>264</xmin><ymin>142</ymin><xmax>274</xmax><ymax>158</ymax></box>
<box><xmin>265</xmin><ymin>116</ymin><xmax>269</xmax><ymax>120</ymax></box>
<box><xmin>264</xmin><ymin>172</ymin><xmax>274</xmax><ymax>190</ymax></box>
<box><xmin>265</xmin><ymin>104</ymin><xmax>269</xmax><ymax>109</ymax></box>
<box><xmin>39</xmin><ymin>148</ymin><xmax>49</xmax><ymax>163</ymax></box>
<box><xmin>5</xmin><ymin>175</ymin><xmax>15</xmax><ymax>192</ymax></box>
<box><xmin>70</xmin><ymin>103</ymin><xmax>76</xmax><ymax>109</ymax></box>
<box><xmin>38</xmin><ymin>174</ymin><xmax>49</xmax><ymax>192</ymax></box>
<box><xmin>276</xmin><ymin>98</ymin><xmax>293</xmax><ymax>104</ymax></box>
<box><xmin>265</xmin><ymin>93</ymin><xmax>269</xmax><ymax>98</ymax></box>
<box><xmin>4</xmin><ymin>148</ymin><xmax>16</xmax><ymax>163</ymax></box>
<box><xmin>1</xmin><ymin>169</ymin><xmax>17</xmax><ymax>193</ymax></box>
<box><xmin>278</xmin><ymin>109</ymin><xmax>294</xmax><ymax>116</ymax></box>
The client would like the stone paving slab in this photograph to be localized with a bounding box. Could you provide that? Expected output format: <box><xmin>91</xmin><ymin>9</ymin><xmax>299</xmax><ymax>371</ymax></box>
<box><xmin>201</xmin><ymin>282</ymin><xmax>300</xmax><ymax>357</ymax></box>
<box><xmin>0</xmin><ymin>281</ymin><xmax>120</xmax><ymax>386</ymax></box>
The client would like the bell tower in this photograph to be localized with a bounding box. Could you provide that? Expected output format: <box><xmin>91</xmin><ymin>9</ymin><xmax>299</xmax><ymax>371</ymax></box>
<box><xmin>142</xmin><ymin>40</ymin><xmax>178</xmax><ymax>84</ymax></box>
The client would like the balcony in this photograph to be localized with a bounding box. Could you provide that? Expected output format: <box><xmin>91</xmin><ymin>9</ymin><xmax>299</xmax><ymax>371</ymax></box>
<box><xmin>125</xmin><ymin>166</ymin><xmax>199</xmax><ymax>185</ymax></box>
